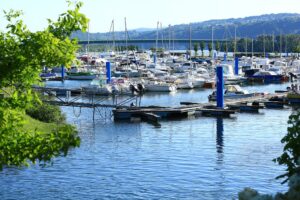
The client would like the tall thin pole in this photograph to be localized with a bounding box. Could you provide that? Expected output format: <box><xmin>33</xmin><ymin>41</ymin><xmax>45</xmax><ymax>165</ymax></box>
<box><xmin>156</xmin><ymin>21</ymin><xmax>159</xmax><ymax>52</ymax></box>
<box><xmin>87</xmin><ymin>21</ymin><xmax>90</xmax><ymax>55</ymax></box>
<box><xmin>280</xmin><ymin>32</ymin><xmax>282</xmax><ymax>58</ymax></box>
<box><xmin>212</xmin><ymin>26</ymin><xmax>214</xmax><ymax>59</ymax></box>
<box><xmin>251</xmin><ymin>38</ymin><xmax>254</xmax><ymax>58</ymax></box>
<box><xmin>168</xmin><ymin>24</ymin><xmax>171</xmax><ymax>51</ymax></box>
<box><xmin>189</xmin><ymin>23</ymin><xmax>192</xmax><ymax>54</ymax></box>
<box><xmin>160</xmin><ymin>22</ymin><xmax>164</xmax><ymax>50</ymax></box>
<box><xmin>285</xmin><ymin>35</ymin><xmax>287</xmax><ymax>56</ymax></box>
<box><xmin>245</xmin><ymin>38</ymin><xmax>248</xmax><ymax>57</ymax></box>
<box><xmin>263</xmin><ymin>34</ymin><xmax>266</xmax><ymax>58</ymax></box>
<box><xmin>112</xmin><ymin>19</ymin><xmax>115</xmax><ymax>52</ymax></box>
<box><xmin>272</xmin><ymin>32</ymin><xmax>275</xmax><ymax>53</ymax></box>
<box><xmin>125</xmin><ymin>18</ymin><xmax>128</xmax><ymax>54</ymax></box>
<box><xmin>172</xmin><ymin>26</ymin><xmax>175</xmax><ymax>53</ymax></box>
<box><xmin>234</xmin><ymin>26</ymin><xmax>237</xmax><ymax>57</ymax></box>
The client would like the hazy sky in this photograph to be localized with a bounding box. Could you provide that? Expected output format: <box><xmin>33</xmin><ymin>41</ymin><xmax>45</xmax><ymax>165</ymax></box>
<box><xmin>1</xmin><ymin>0</ymin><xmax>300</xmax><ymax>32</ymax></box>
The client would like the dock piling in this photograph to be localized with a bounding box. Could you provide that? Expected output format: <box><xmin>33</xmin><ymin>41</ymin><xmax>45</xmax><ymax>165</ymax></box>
<box><xmin>106</xmin><ymin>62</ymin><xmax>111</xmax><ymax>84</ymax></box>
<box><xmin>216</xmin><ymin>66</ymin><xmax>224</xmax><ymax>108</ymax></box>
<box><xmin>234</xmin><ymin>57</ymin><xmax>239</xmax><ymax>75</ymax></box>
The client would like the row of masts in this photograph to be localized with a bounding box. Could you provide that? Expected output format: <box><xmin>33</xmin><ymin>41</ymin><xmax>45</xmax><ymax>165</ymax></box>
<box><xmin>86</xmin><ymin>20</ymin><xmax>289</xmax><ymax>58</ymax></box>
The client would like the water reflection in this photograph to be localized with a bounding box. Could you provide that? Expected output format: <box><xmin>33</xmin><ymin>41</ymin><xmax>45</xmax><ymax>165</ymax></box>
<box><xmin>216</xmin><ymin>117</ymin><xmax>224</xmax><ymax>155</ymax></box>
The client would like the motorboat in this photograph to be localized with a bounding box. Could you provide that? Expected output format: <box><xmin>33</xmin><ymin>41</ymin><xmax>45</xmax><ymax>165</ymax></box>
<box><xmin>82</xmin><ymin>77</ymin><xmax>112</xmax><ymax>95</ymax></box>
<box><xmin>208</xmin><ymin>85</ymin><xmax>257</xmax><ymax>101</ymax></box>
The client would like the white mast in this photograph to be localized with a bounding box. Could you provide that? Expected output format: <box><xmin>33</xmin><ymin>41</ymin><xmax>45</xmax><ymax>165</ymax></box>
<box><xmin>263</xmin><ymin>33</ymin><xmax>266</xmax><ymax>58</ymax></box>
<box><xmin>272</xmin><ymin>32</ymin><xmax>275</xmax><ymax>53</ymax></box>
<box><xmin>112</xmin><ymin>19</ymin><xmax>115</xmax><ymax>52</ymax></box>
<box><xmin>86</xmin><ymin>21</ymin><xmax>90</xmax><ymax>55</ymax></box>
<box><xmin>168</xmin><ymin>24</ymin><xmax>171</xmax><ymax>52</ymax></box>
<box><xmin>156</xmin><ymin>21</ymin><xmax>159</xmax><ymax>52</ymax></box>
<box><xmin>251</xmin><ymin>38</ymin><xmax>254</xmax><ymax>58</ymax></box>
<box><xmin>124</xmin><ymin>17</ymin><xmax>128</xmax><ymax>55</ymax></box>
<box><xmin>212</xmin><ymin>26</ymin><xmax>214</xmax><ymax>59</ymax></box>
<box><xmin>245</xmin><ymin>38</ymin><xmax>248</xmax><ymax>57</ymax></box>
<box><xmin>280</xmin><ymin>32</ymin><xmax>282</xmax><ymax>58</ymax></box>
<box><xmin>160</xmin><ymin>22</ymin><xmax>164</xmax><ymax>50</ymax></box>
<box><xmin>234</xmin><ymin>26</ymin><xmax>237</xmax><ymax>57</ymax></box>
<box><xmin>189</xmin><ymin>23</ymin><xmax>192</xmax><ymax>56</ymax></box>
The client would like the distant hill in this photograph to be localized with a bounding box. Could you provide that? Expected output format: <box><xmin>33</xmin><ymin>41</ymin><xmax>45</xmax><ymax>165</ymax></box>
<box><xmin>72</xmin><ymin>13</ymin><xmax>300</xmax><ymax>41</ymax></box>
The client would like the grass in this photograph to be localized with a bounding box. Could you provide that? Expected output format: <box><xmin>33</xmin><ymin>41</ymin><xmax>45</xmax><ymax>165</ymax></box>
<box><xmin>23</xmin><ymin>114</ymin><xmax>59</xmax><ymax>133</ymax></box>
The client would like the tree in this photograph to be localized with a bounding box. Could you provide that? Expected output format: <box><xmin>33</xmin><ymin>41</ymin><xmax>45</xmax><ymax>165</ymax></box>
<box><xmin>293</xmin><ymin>45</ymin><xmax>300</xmax><ymax>58</ymax></box>
<box><xmin>208</xmin><ymin>42</ymin><xmax>212</xmax><ymax>57</ymax></box>
<box><xmin>274</xmin><ymin>110</ymin><xmax>300</xmax><ymax>184</ymax></box>
<box><xmin>193</xmin><ymin>43</ymin><xmax>199</xmax><ymax>57</ymax></box>
<box><xmin>0</xmin><ymin>1</ymin><xmax>88</xmax><ymax>169</ymax></box>
<box><xmin>215</xmin><ymin>41</ymin><xmax>220</xmax><ymax>55</ymax></box>
<box><xmin>200</xmin><ymin>41</ymin><xmax>205</xmax><ymax>57</ymax></box>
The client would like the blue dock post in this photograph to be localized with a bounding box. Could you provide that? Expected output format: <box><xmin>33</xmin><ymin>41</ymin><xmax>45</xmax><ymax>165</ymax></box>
<box><xmin>214</xmin><ymin>52</ymin><xmax>217</xmax><ymax>60</ymax></box>
<box><xmin>106</xmin><ymin>61</ymin><xmax>111</xmax><ymax>84</ymax></box>
<box><xmin>153</xmin><ymin>53</ymin><xmax>157</xmax><ymax>64</ymax></box>
<box><xmin>223</xmin><ymin>53</ymin><xmax>227</xmax><ymax>61</ymax></box>
<box><xmin>61</xmin><ymin>65</ymin><xmax>65</xmax><ymax>81</ymax></box>
<box><xmin>234</xmin><ymin>57</ymin><xmax>239</xmax><ymax>75</ymax></box>
<box><xmin>216</xmin><ymin>65</ymin><xmax>224</xmax><ymax>108</ymax></box>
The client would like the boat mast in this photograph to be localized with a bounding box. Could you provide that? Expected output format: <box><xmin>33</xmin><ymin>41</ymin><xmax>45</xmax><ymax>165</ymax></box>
<box><xmin>280</xmin><ymin>32</ymin><xmax>282</xmax><ymax>58</ymax></box>
<box><xmin>156</xmin><ymin>21</ymin><xmax>159</xmax><ymax>53</ymax></box>
<box><xmin>112</xmin><ymin>19</ymin><xmax>115</xmax><ymax>52</ymax></box>
<box><xmin>124</xmin><ymin>17</ymin><xmax>128</xmax><ymax>55</ymax></box>
<box><xmin>272</xmin><ymin>32</ymin><xmax>275</xmax><ymax>53</ymax></box>
<box><xmin>285</xmin><ymin>35</ymin><xmax>287</xmax><ymax>56</ymax></box>
<box><xmin>168</xmin><ymin>24</ymin><xmax>171</xmax><ymax>52</ymax></box>
<box><xmin>234</xmin><ymin>26</ymin><xmax>237</xmax><ymax>57</ymax></box>
<box><xmin>251</xmin><ymin>38</ymin><xmax>254</xmax><ymax>58</ymax></box>
<box><xmin>160</xmin><ymin>22</ymin><xmax>164</xmax><ymax>51</ymax></box>
<box><xmin>263</xmin><ymin>33</ymin><xmax>266</xmax><ymax>58</ymax></box>
<box><xmin>87</xmin><ymin>21</ymin><xmax>90</xmax><ymax>55</ymax></box>
<box><xmin>212</xmin><ymin>26</ymin><xmax>214</xmax><ymax>59</ymax></box>
<box><xmin>189</xmin><ymin>23</ymin><xmax>192</xmax><ymax>59</ymax></box>
<box><xmin>172</xmin><ymin>25</ymin><xmax>175</xmax><ymax>55</ymax></box>
<box><xmin>245</xmin><ymin>37</ymin><xmax>248</xmax><ymax>57</ymax></box>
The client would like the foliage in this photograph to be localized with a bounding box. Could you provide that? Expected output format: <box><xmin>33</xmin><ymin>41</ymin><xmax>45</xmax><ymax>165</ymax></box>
<box><xmin>200</xmin><ymin>41</ymin><xmax>205</xmax><ymax>57</ymax></box>
<box><xmin>193</xmin><ymin>43</ymin><xmax>198</xmax><ymax>56</ymax></box>
<box><xmin>208</xmin><ymin>43</ymin><xmax>212</xmax><ymax>57</ymax></box>
<box><xmin>215</xmin><ymin>41</ymin><xmax>220</xmax><ymax>53</ymax></box>
<box><xmin>0</xmin><ymin>1</ymin><xmax>88</xmax><ymax>169</ymax></box>
<box><xmin>26</xmin><ymin>102</ymin><xmax>66</xmax><ymax>123</ymax></box>
<box><xmin>274</xmin><ymin>110</ymin><xmax>300</xmax><ymax>184</ymax></box>
<box><xmin>0</xmin><ymin>107</ymin><xmax>80</xmax><ymax>169</ymax></box>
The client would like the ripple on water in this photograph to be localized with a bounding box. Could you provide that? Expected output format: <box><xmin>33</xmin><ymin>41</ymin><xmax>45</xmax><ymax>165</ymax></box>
<box><xmin>0</xmin><ymin>82</ymin><xmax>291</xmax><ymax>199</ymax></box>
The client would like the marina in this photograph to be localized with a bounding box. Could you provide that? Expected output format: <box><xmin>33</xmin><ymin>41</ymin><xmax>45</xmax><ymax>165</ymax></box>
<box><xmin>2</xmin><ymin>1</ymin><xmax>300</xmax><ymax>199</ymax></box>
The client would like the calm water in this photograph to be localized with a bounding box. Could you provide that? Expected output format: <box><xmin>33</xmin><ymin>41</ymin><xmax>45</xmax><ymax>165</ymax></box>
<box><xmin>0</xmin><ymin>81</ymin><xmax>292</xmax><ymax>199</ymax></box>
